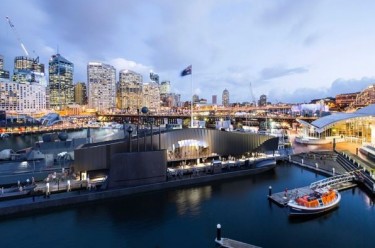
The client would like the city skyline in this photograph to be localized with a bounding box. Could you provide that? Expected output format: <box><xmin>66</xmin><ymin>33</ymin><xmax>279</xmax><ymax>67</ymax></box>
<box><xmin>1</xmin><ymin>0</ymin><xmax>375</xmax><ymax>103</ymax></box>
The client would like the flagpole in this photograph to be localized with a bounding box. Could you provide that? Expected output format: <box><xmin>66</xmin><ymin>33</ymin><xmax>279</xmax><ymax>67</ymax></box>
<box><xmin>190</xmin><ymin>71</ymin><xmax>193</xmax><ymax>128</ymax></box>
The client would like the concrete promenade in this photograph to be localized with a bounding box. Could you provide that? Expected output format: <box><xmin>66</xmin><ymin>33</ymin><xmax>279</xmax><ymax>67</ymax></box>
<box><xmin>289</xmin><ymin>130</ymin><xmax>374</xmax><ymax>172</ymax></box>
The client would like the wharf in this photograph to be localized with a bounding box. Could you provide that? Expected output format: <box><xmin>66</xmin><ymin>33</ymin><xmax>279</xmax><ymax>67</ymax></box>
<box><xmin>215</xmin><ymin>238</ymin><xmax>261</xmax><ymax>248</ymax></box>
<box><xmin>268</xmin><ymin>174</ymin><xmax>357</xmax><ymax>207</ymax></box>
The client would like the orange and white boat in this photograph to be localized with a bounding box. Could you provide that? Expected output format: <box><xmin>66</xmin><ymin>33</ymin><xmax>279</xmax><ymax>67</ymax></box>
<box><xmin>287</xmin><ymin>187</ymin><xmax>341</xmax><ymax>216</ymax></box>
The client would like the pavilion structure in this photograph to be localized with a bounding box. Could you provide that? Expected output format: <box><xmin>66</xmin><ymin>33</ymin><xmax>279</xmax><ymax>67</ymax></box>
<box><xmin>295</xmin><ymin>104</ymin><xmax>375</xmax><ymax>145</ymax></box>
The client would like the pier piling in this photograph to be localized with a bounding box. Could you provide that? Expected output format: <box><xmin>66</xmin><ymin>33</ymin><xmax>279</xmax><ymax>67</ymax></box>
<box><xmin>216</xmin><ymin>224</ymin><xmax>222</xmax><ymax>241</ymax></box>
<box><xmin>268</xmin><ymin>186</ymin><xmax>272</xmax><ymax>197</ymax></box>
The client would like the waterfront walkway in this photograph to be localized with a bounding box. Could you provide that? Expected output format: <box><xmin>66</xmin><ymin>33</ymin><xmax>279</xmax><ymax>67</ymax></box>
<box><xmin>0</xmin><ymin>157</ymin><xmax>278</xmax><ymax>216</ymax></box>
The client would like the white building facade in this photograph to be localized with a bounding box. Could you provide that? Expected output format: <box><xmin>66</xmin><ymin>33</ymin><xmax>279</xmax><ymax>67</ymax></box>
<box><xmin>142</xmin><ymin>82</ymin><xmax>160</xmax><ymax>113</ymax></box>
<box><xmin>117</xmin><ymin>70</ymin><xmax>143</xmax><ymax>112</ymax></box>
<box><xmin>87</xmin><ymin>62</ymin><xmax>116</xmax><ymax>111</ymax></box>
<box><xmin>0</xmin><ymin>80</ymin><xmax>46</xmax><ymax>113</ymax></box>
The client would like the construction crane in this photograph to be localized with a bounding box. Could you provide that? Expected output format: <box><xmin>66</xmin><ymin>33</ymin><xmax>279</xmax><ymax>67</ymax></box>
<box><xmin>5</xmin><ymin>16</ymin><xmax>30</xmax><ymax>56</ymax></box>
<box><xmin>249</xmin><ymin>82</ymin><xmax>257</xmax><ymax>107</ymax></box>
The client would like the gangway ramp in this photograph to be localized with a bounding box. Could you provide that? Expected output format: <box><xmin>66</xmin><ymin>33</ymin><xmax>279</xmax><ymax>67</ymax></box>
<box><xmin>310</xmin><ymin>173</ymin><xmax>356</xmax><ymax>190</ymax></box>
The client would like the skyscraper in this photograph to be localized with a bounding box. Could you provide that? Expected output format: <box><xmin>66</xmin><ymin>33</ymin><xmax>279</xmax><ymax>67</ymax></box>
<box><xmin>150</xmin><ymin>72</ymin><xmax>159</xmax><ymax>84</ymax></box>
<box><xmin>48</xmin><ymin>54</ymin><xmax>74</xmax><ymax>110</ymax></box>
<box><xmin>74</xmin><ymin>82</ymin><xmax>87</xmax><ymax>105</ymax></box>
<box><xmin>0</xmin><ymin>55</ymin><xmax>3</xmax><ymax>69</ymax></box>
<box><xmin>193</xmin><ymin>94</ymin><xmax>200</xmax><ymax>103</ymax></box>
<box><xmin>160</xmin><ymin>81</ymin><xmax>171</xmax><ymax>107</ymax></box>
<box><xmin>222</xmin><ymin>89</ymin><xmax>229</xmax><ymax>107</ymax></box>
<box><xmin>160</xmin><ymin>81</ymin><xmax>171</xmax><ymax>95</ymax></box>
<box><xmin>13</xmin><ymin>56</ymin><xmax>45</xmax><ymax>84</ymax></box>
<box><xmin>258</xmin><ymin>94</ymin><xmax>267</xmax><ymax>107</ymax></box>
<box><xmin>117</xmin><ymin>69</ymin><xmax>142</xmax><ymax>111</ymax></box>
<box><xmin>212</xmin><ymin>95</ymin><xmax>217</xmax><ymax>105</ymax></box>
<box><xmin>142</xmin><ymin>82</ymin><xmax>160</xmax><ymax>112</ymax></box>
<box><xmin>0</xmin><ymin>55</ymin><xmax>10</xmax><ymax>80</ymax></box>
<box><xmin>87</xmin><ymin>62</ymin><xmax>116</xmax><ymax>111</ymax></box>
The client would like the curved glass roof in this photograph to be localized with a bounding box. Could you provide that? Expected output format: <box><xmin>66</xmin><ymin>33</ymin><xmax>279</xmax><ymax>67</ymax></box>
<box><xmin>298</xmin><ymin>104</ymin><xmax>375</xmax><ymax>133</ymax></box>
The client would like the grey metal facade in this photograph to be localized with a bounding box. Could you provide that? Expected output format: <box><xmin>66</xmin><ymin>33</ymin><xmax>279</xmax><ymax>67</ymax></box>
<box><xmin>74</xmin><ymin>129</ymin><xmax>278</xmax><ymax>173</ymax></box>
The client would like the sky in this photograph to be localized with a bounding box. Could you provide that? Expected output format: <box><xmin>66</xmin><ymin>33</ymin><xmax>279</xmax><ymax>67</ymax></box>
<box><xmin>1</xmin><ymin>0</ymin><xmax>375</xmax><ymax>104</ymax></box>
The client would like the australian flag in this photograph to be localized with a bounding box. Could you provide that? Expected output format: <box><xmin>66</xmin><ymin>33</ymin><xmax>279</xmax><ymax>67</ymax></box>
<box><xmin>181</xmin><ymin>65</ymin><xmax>192</xmax><ymax>76</ymax></box>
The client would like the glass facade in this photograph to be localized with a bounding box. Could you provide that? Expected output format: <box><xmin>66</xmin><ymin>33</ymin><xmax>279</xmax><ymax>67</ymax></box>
<box><xmin>13</xmin><ymin>56</ymin><xmax>45</xmax><ymax>85</ymax></box>
<box><xmin>48</xmin><ymin>54</ymin><xmax>74</xmax><ymax>110</ymax></box>
<box><xmin>74</xmin><ymin>82</ymin><xmax>87</xmax><ymax>105</ymax></box>
<box><xmin>222</xmin><ymin>89</ymin><xmax>229</xmax><ymax>107</ymax></box>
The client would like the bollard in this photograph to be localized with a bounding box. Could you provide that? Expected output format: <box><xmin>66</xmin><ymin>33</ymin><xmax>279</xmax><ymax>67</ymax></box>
<box><xmin>301</xmin><ymin>159</ymin><xmax>304</xmax><ymax>164</ymax></box>
<box><xmin>332</xmin><ymin>168</ymin><xmax>335</xmax><ymax>176</ymax></box>
<box><xmin>216</xmin><ymin>224</ymin><xmax>222</xmax><ymax>241</ymax></box>
<box><xmin>269</xmin><ymin>186</ymin><xmax>272</xmax><ymax>197</ymax></box>
<box><xmin>46</xmin><ymin>182</ymin><xmax>50</xmax><ymax>198</ymax></box>
<box><xmin>373</xmin><ymin>183</ymin><xmax>375</xmax><ymax>193</ymax></box>
<box><xmin>67</xmin><ymin>180</ymin><xmax>71</xmax><ymax>192</ymax></box>
<box><xmin>315</xmin><ymin>163</ymin><xmax>318</xmax><ymax>169</ymax></box>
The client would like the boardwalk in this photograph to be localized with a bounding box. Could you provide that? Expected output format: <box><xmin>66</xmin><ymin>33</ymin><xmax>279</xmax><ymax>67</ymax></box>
<box><xmin>215</xmin><ymin>238</ymin><xmax>261</xmax><ymax>248</ymax></box>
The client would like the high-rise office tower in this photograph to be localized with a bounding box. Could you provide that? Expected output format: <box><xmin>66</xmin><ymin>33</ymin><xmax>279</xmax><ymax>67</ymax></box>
<box><xmin>160</xmin><ymin>81</ymin><xmax>171</xmax><ymax>107</ymax></box>
<box><xmin>74</xmin><ymin>82</ymin><xmax>87</xmax><ymax>105</ymax></box>
<box><xmin>48</xmin><ymin>54</ymin><xmax>74</xmax><ymax>110</ymax></box>
<box><xmin>142</xmin><ymin>82</ymin><xmax>160</xmax><ymax>112</ymax></box>
<box><xmin>160</xmin><ymin>81</ymin><xmax>171</xmax><ymax>95</ymax></box>
<box><xmin>212</xmin><ymin>95</ymin><xmax>217</xmax><ymax>105</ymax></box>
<box><xmin>150</xmin><ymin>72</ymin><xmax>159</xmax><ymax>84</ymax></box>
<box><xmin>13</xmin><ymin>56</ymin><xmax>45</xmax><ymax>84</ymax></box>
<box><xmin>117</xmin><ymin>69</ymin><xmax>143</xmax><ymax>111</ymax></box>
<box><xmin>0</xmin><ymin>55</ymin><xmax>10</xmax><ymax>80</ymax></box>
<box><xmin>222</xmin><ymin>89</ymin><xmax>229</xmax><ymax>107</ymax></box>
<box><xmin>87</xmin><ymin>62</ymin><xmax>116</xmax><ymax>111</ymax></box>
<box><xmin>258</xmin><ymin>94</ymin><xmax>267</xmax><ymax>107</ymax></box>
<box><xmin>0</xmin><ymin>55</ymin><xmax>3</xmax><ymax>69</ymax></box>
<box><xmin>193</xmin><ymin>94</ymin><xmax>200</xmax><ymax>103</ymax></box>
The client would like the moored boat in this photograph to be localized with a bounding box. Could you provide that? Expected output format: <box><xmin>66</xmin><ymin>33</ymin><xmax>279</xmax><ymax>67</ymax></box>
<box><xmin>287</xmin><ymin>187</ymin><xmax>341</xmax><ymax>216</ymax></box>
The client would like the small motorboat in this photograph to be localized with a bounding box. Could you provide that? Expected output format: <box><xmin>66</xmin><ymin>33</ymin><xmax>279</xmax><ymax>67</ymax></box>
<box><xmin>287</xmin><ymin>187</ymin><xmax>341</xmax><ymax>216</ymax></box>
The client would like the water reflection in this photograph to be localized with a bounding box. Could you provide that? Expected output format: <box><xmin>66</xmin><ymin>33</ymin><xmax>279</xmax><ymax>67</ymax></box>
<box><xmin>172</xmin><ymin>186</ymin><xmax>212</xmax><ymax>216</ymax></box>
<box><xmin>288</xmin><ymin>208</ymin><xmax>337</xmax><ymax>224</ymax></box>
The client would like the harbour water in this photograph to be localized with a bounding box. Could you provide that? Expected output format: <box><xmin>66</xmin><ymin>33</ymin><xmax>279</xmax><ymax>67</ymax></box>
<box><xmin>0</xmin><ymin>165</ymin><xmax>374</xmax><ymax>248</ymax></box>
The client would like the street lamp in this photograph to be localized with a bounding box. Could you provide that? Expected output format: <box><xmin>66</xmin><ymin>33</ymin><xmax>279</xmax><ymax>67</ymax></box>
<box><xmin>127</xmin><ymin>126</ymin><xmax>133</xmax><ymax>152</ymax></box>
<box><xmin>141</xmin><ymin>107</ymin><xmax>149</xmax><ymax>151</ymax></box>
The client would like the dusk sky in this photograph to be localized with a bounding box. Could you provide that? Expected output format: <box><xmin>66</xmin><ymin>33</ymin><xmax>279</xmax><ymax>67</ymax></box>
<box><xmin>1</xmin><ymin>0</ymin><xmax>375</xmax><ymax>104</ymax></box>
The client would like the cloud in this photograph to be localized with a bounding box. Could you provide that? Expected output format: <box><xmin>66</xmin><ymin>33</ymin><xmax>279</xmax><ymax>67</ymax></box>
<box><xmin>327</xmin><ymin>77</ymin><xmax>375</xmax><ymax>95</ymax></box>
<box><xmin>36</xmin><ymin>0</ymin><xmax>137</xmax><ymax>57</ymax></box>
<box><xmin>303</xmin><ymin>32</ymin><xmax>321</xmax><ymax>46</ymax></box>
<box><xmin>259</xmin><ymin>0</ymin><xmax>317</xmax><ymax>27</ymax></box>
<box><xmin>259</xmin><ymin>65</ymin><xmax>309</xmax><ymax>81</ymax></box>
<box><xmin>109</xmin><ymin>58</ymin><xmax>153</xmax><ymax>80</ymax></box>
<box><xmin>268</xmin><ymin>77</ymin><xmax>375</xmax><ymax>103</ymax></box>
